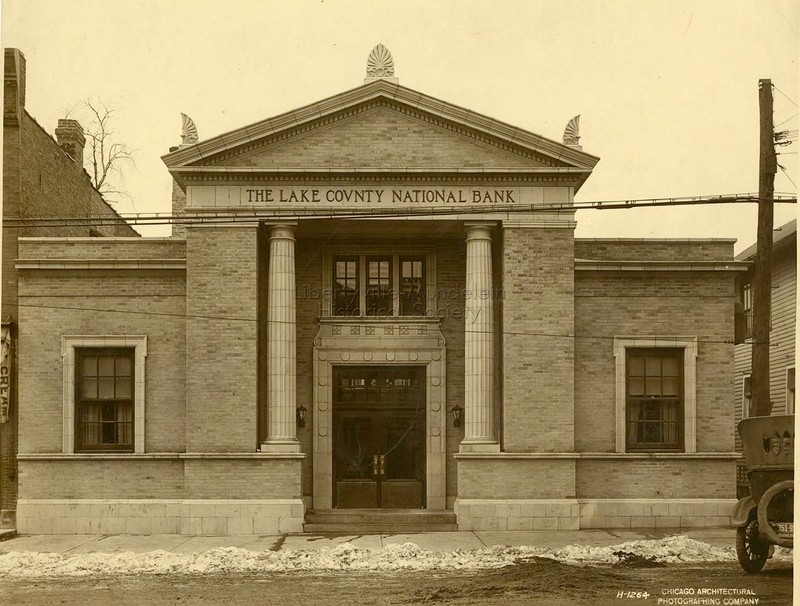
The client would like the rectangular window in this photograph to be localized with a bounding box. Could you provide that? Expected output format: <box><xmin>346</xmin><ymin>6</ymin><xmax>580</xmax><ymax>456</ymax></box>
<box><xmin>742</xmin><ymin>374</ymin><xmax>752</xmax><ymax>420</ymax></box>
<box><xmin>333</xmin><ymin>257</ymin><xmax>360</xmax><ymax>316</ymax></box>
<box><xmin>329</xmin><ymin>253</ymin><xmax>430</xmax><ymax>317</ymax></box>
<box><xmin>75</xmin><ymin>348</ymin><xmax>135</xmax><ymax>452</ymax></box>
<box><xmin>366</xmin><ymin>256</ymin><xmax>392</xmax><ymax>316</ymax></box>
<box><xmin>626</xmin><ymin>349</ymin><xmax>683</xmax><ymax>451</ymax></box>
<box><xmin>742</xmin><ymin>282</ymin><xmax>753</xmax><ymax>339</ymax></box>
<box><xmin>787</xmin><ymin>367</ymin><xmax>795</xmax><ymax>415</ymax></box>
<box><xmin>399</xmin><ymin>256</ymin><xmax>426</xmax><ymax>317</ymax></box>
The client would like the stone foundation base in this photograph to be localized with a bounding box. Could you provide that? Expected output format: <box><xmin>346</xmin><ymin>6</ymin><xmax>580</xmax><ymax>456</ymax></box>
<box><xmin>455</xmin><ymin>498</ymin><xmax>736</xmax><ymax>530</ymax></box>
<box><xmin>16</xmin><ymin>499</ymin><xmax>305</xmax><ymax>535</ymax></box>
<box><xmin>579</xmin><ymin>498</ymin><xmax>736</xmax><ymax>529</ymax></box>
<box><xmin>455</xmin><ymin>498</ymin><xmax>580</xmax><ymax>530</ymax></box>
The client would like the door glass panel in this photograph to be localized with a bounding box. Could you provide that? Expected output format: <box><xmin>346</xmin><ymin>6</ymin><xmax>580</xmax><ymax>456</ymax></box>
<box><xmin>334</xmin><ymin>416</ymin><xmax>374</xmax><ymax>480</ymax></box>
<box><xmin>384</xmin><ymin>415</ymin><xmax>424</xmax><ymax>480</ymax></box>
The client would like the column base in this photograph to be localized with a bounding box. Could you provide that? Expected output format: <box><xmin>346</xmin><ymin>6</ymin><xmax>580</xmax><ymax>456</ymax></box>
<box><xmin>260</xmin><ymin>438</ymin><xmax>302</xmax><ymax>454</ymax></box>
<box><xmin>459</xmin><ymin>440</ymin><xmax>501</xmax><ymax>454</ymax></box>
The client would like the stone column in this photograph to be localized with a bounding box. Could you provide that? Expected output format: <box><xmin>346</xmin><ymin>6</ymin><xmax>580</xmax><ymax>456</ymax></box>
<box><xmin>461</xmin><ymin>223</ymin><xmax>500</xmax><ymax>452</ymax></box>
<box><xmin>262</xmin><ymin>223</ymin><xmax>300</xmax><ymax>453</ymax></box>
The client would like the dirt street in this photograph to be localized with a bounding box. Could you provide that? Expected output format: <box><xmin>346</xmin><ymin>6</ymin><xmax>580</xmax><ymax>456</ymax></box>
<box><xmin>0</xmin><ymin>558</ymin><xmax>791</xmax><ymax>606</ymax></box>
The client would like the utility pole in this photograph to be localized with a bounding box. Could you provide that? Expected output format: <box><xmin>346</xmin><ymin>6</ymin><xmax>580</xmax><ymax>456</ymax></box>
<box><xmin>750</xmin><ymin>79</ymin><xmax>776</xmax><ymax>417</ymax></box>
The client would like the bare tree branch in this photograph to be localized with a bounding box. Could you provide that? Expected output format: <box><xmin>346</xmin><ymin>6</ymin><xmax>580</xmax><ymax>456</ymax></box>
<box><xmin>66</xmin><ymin>98</ymin><xmax>135</xmax><ymax>203</ymax></box>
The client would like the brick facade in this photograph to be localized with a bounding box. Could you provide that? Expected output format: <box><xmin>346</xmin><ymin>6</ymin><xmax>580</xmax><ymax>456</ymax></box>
<box><xmin>11</xmin><ymin>71</ymin><xmax>745</xmax><ymax>534</ymax></box>
<box><xmin>1</xmin><ymin>49</ymin><xmax>136</xmax><ymax>526</ymax></box>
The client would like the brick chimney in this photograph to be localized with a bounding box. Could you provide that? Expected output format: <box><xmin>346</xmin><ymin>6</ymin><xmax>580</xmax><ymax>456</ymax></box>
<box><xmin>55</xmin><ymin>119</ymin><xmax>86</xmax><ymax>165</ymax></box>
<box><xmin>4</xmin><ymin>49</ymin><xmax>26</xmax><ymax>126</ymax></box>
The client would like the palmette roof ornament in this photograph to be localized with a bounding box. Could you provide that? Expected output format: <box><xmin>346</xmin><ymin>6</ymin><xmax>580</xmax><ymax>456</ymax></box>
<box><xmin>181</xmin><ymin>113</ymin><xmax>199</xmax><ymax>145</ymax></box>
<box><xmin>365</xmin><ymin>44</ymin><xmax>399</xmax><ymax>84</ymax></box>
<box><xmin>562</xmin><ymin>115</ymin><xmax>581</xmax><ymax>147</ymax></box>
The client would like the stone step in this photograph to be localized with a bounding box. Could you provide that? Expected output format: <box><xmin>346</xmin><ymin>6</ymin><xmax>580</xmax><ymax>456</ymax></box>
<box><xmin>304</xmin><ymin>522</ymin><xmax>458</xmax><ymax>533</ymax></box>
<box><xmin>304</xmin><ymin>509</ymin><xmax>457</xmax><ymax>533</ymax></box>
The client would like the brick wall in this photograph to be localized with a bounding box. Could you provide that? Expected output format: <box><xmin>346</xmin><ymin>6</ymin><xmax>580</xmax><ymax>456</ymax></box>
<box><xmin>575</xmin><ymin>459</ymin><xmax>733</xmax><ymax>498</ymax></box>
<box><xmin>457</xmin><ymin>458</ymin><xmax>576</xmax><ymax>499</ymax></box>
<box><xmin>183</xmin><ymin>459</ymin><xmax>302</xmax><ymax>499</ymax></box>
<box><xmin>185</xmin><ymin>227</ymin><xmax>258</xmax><ymax>452</ymax></box>
<box><xmin>19</xmin><ymin>114</ymin><xmax>136</xmax><ymax>238</ymax></box>
<box><xmin>574</xmin><ymin>270</ymin><xmax>736</xmax><ymax>454</ymax></box>
<box><xmin>3</xmin><ymin>47</ymin><xmax>136</xmax><ymax>519</ymax></box>
<box><xmin>19</xmin><ymin>460</ymin><xmax>184</xmax><ymax>499</ymax></box>
<box><xmin>575</xmin><ymin>239</ymin><xmax>735</xmax><ymax>262</ymax></box>
<box><xmin>19</xmin><ymin>238</ymin><xmax>184</xmax><ymax>260</ymax></box>
<box><xmin>437</xmin><ymin>237</ymin><xmax>466</xmax><ymax>500</ymax></box>
<box><xmin>294</xmin><ymin>235</ymin><xmax>323</xmax><ymax>498</ymax></box>
<box><xmin>501</xmin><ymin>226</ymin><xmax>575</xmax><ymax>452</ymax></box>
<box><xmin>215</xmin><ymin>103</ymin><xmax>544</xmax><ymax>169</ymax></box>
<box><xmin>17</xmin><ymin>264</ymin><xmax>186</xmax><ymax>453</ymax></box>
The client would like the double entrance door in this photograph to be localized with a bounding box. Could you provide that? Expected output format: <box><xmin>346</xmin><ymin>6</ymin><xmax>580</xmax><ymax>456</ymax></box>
<box><xmin>333</xmin><ymin>366</ymin><xmax>426</xmax><ymax>509</ymax></box>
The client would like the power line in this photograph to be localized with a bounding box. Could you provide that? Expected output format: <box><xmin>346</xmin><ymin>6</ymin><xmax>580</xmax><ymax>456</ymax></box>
<box><xmin>773</xmin><ymin>84</ymin><xmax>799</xmax><ymax>108</ymax></box>
<box><xmin>3</xmin><ymin>301</ymin><xmax>745</xmax><ymax>345</ymax></box>
<box><xmin>775</xmin><ymin>112</ymin><xmax>799</xmax><ymax>128</ymax></box>
<box><xmin>3</xmin><ymin>193</ymin><xmax>797</xmax><ymax>229</ymax></box>
<box><xmin>778</xmin><ymin>164</ymin><xmax>797</xmax><ymax>189</ymax></box>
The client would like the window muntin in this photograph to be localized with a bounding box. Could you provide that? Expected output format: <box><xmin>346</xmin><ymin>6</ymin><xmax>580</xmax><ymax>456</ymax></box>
<box><xmin>366</xmin><ymin>256</ymin><xmax>393</xmax><ymax>316</ymax></box>
<box><xmin>626</xmin><ymin>349</ymin><xmax>683</xmax><ymax>451</ymax></box>
<box><xmin>330</xmin><ymin>253</ymin><xmax>429</xmax><ymax>318</ymax></box>
<box><xmin>75</xmin><ymin>348</ymin><xmax>135</xmax><ymax>452</ymax></box>
<box><xmin>333</xmin><ymin>257</ymin><xmax>360</xmax><ymax>316</ymax></box>
<box><xmin>399</xmin><ymin>256</ymin><xmax>426</xmax><ymax>317</ymax></box>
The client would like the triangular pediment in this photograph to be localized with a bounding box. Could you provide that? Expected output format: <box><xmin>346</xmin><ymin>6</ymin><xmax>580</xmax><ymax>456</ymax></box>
<box><xmin>163</xmin><ymin>80</ymin><xmax>599</xmax><ymax>186</ymax></box>
<box><xmin>200</xmin><ymin>102</ymin><xmax>555</xmax><ymax>170</ymax></box>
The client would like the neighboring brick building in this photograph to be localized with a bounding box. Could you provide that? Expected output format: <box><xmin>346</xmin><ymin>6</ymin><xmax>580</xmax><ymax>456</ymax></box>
<box><xmin>1</xmin><ymin>48</ymin><xmax>137</xmax><ymax>528</ymax></box>
<box><xmin>733</xmin><ymin>219</ymin><xmax>796</xmax><ymax>496</ymax></box>
<box><xmin>14</xmin><ymin>46</ymin><xmax>747</xmax><ymax>534</ymax></box>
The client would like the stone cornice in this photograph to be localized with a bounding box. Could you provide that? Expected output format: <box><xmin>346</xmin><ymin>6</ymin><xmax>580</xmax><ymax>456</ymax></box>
<box><xmin>16</xmin><ymin>259</ymin><xmax>186</xmax><ymax>270</ymax></box>
<box><xmin>176</xmin><ymin>169</ymin><xmax>586</xmax><ymax>188</ymax></box>
<box><xmin>575</xmin><ymin>260</ymin><xmax>749</xmax><ymax>272</ymax></box>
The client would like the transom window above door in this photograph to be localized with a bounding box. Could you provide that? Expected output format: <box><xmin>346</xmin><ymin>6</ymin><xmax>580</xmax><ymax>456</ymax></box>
<box><xmin>330</xmin><ymin>252</ymin><xmax>432</xmax><ymax>317</ymax></box>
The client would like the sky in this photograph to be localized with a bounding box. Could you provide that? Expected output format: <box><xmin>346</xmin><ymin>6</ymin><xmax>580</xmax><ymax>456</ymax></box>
<box><xmin>2</xmin><ymin>0</ymin><xmax>797</xmax><ymax>250</ymax></box>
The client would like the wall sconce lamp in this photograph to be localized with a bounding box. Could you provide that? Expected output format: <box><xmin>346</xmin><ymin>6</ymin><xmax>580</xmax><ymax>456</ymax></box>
<box><xmin>296</xmin><ymin>404</ymin><xmax>308</xmax><ymax>428</ymax></box>
<box><xmin>450</xmin><ymin>404</ymin><xmax>463</xmax><ymax>428</ymax></box>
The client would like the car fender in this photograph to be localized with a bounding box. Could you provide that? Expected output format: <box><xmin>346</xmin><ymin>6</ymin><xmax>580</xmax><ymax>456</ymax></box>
<box><xmin>731</xmin><ymin>496</ymin><xmax>756</xmax><ymax>527</ymax></box>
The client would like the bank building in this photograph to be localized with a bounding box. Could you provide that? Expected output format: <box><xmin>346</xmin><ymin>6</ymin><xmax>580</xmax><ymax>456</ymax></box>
<box><xmin>14</xmin><ymin>45</ymin><xmax>745</xmax><ymax>535</ymax></box>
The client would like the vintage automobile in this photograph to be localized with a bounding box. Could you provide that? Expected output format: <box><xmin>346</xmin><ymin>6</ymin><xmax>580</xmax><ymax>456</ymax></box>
<box><xmin>731</xmin><ymin>415</ymin><xmax>794</xmax><ymax>573</ymax></box>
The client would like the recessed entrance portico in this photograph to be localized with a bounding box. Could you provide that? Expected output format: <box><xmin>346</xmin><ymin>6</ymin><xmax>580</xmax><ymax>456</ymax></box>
<box><xmin>333</xmin><ymin>366</ymin><xmax>426</xmax><ymax>509</ymax></box>
<box><xmin>312</xmin><ymin>318</ymin><xmax>447</xmax><ymax>511</ymax></box>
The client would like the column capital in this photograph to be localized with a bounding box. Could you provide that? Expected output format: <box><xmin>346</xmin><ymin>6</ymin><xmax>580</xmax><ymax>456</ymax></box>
<box><xmin>464</xmin><ymin>222</ymin><xmax>495</xmax><ymax>241</ymax></box>
<box><xmin>268</xmin><ymin>223</ymin><xmax>297</xmax><ymax>240</ymax></box>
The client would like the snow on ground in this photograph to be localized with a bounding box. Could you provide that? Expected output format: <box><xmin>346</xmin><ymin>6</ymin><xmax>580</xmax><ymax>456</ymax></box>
<box><xmin>0</xmin><ymin>536</ymin><xmax>790</xmax><ymax>578</ymax></box>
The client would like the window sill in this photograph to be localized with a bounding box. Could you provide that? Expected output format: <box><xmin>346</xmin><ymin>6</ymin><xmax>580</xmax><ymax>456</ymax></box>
<box><xmin>319</xmin><ymin>316</ymin><xmax>440</xmax><ymax>323</ymax></box>
<box><xmin>18</xmin><ymin>452</ymin><xmax>307</xmax><ymax>460</ymax></box>
<box><xmin>454</xmin><ymin>452</ymin><xmax>742</xmax><ymax>460</ymax></box>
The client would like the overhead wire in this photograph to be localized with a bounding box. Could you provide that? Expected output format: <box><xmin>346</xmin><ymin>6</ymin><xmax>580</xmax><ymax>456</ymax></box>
<box><xmin>2</xmin><ymin>301</ymin><xmax>748</xmax><ymax>346</ymax></box>
<box><xmin>778</xmin><ymin>164</ymin><xmax>797</xmax><ymax>189</ymax></box>
<box><xmin>3</xmin><ymin>193</ymin><xmax>797</xmax><ymax>229</ymax></box>
<box><xmin>775</xmin><ymin>112</ymin><xmax>799</xmax><ymax>128</ymax></box>
<box><xmin>773</xmin><ymin>84</ymin><xmax>799</xmax><ymax>108</ymax></box>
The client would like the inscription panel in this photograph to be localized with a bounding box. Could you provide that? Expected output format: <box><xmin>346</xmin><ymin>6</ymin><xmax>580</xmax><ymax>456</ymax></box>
<box><xmin>187</xmin><ymin>185</ymin><xmax>572</xmax><ymax>211</ymax></box>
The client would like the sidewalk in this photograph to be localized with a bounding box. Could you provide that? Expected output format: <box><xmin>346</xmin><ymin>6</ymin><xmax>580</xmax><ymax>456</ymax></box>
<box><xmin>0</xmin><ymin>528</ymin><xmax>735</xmax><ymax>554</ymax></box>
